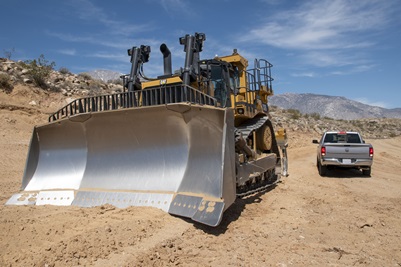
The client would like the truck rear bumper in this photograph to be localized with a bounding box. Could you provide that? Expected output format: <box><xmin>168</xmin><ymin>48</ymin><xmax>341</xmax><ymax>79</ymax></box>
<box><xmin>321</xmin><ymin>158</ymin><xmax>373</xmax><ymax>167</ymax></box>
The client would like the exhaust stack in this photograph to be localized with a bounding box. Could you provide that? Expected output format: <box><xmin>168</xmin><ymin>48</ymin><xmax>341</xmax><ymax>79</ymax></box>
<box><xmin>160</xmin><ymin>43</ymin><xmax>172</xmax><ymax>75</ymax></box>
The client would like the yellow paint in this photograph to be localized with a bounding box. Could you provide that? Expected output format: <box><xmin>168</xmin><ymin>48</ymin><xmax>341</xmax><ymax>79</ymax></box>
<box><xmin>141</xmin><ymin>76</ymin><xmax>183</xmax><ymax>89</ymax></box>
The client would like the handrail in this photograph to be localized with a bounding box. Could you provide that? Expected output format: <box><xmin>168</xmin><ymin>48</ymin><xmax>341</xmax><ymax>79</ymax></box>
<box><xmin>49</xmin><ymin>85</ymin><xmax>217</xmax><ymax>122</ymax></box>
<box><xmin>248</xmin><ymin>59</ymin><xmax>274</xmax><ymax>92</ymax></box>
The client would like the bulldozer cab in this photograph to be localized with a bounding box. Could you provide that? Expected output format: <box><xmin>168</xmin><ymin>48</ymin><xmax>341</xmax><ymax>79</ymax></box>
<box><xmin>197</xmin><ymin>59</ymin><xmax>238</xmax><ymax>108</ymax></box>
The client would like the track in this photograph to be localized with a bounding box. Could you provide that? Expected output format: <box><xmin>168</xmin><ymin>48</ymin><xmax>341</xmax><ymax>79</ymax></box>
<box><xmin>235</xmin><ymin>115</ymin><xmax>283</xmax><ymax>198</ymax></box>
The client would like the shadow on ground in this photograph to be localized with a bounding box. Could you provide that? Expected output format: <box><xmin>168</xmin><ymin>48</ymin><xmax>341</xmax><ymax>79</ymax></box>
<box><xmin>319</xmin><ymin>166</ymin><xmax>372</xmax><ymax>179</ymax></box>
<box><xmin>192</xmin><ymin>185</ymin><xmax>278</xmax><ymax>235</ymax></box>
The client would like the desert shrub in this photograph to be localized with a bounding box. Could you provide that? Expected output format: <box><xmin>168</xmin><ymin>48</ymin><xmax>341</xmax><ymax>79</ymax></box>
<box><xmin>287</xmin><ymin>108</ymin><xmax>301</xmax><ymax>119</ymax></box>
<box><xmin>107</xmin><ymin>78</ymin><xmax>123</xmax><ymax>85</ymax></box>
<box><xmin>0</xmin><ymin>73</ymin><xmax>14</xmax><ymax>93</ymax></box>
<box><xmin>78</xmin><ymin>72</ymin><xmax>92</xmax><ymax>80</ymax></box>
<box><xmin>24</xmin><ymin>54</ymin><xmax>55</xmax><ymax>89</ymax></box>
<box><xmin>48</xmin><ymin>84</ymin><xmax>61</xmax><ymax>92</ymax></box>
<box><xmin>59</xmin><ymin>67</ymin><xmax>71</xmax><ymax>75</ymax></box>
<box><xmin>3</xmin><ymin>48</ymin><xmax>15</xmax><ymax>60</ymax></box>
<box><xmin>310</xmin><ymin>112</ymin><xmax>321</xmax><ymax>120</ymax></box>
<box><xmin>351</xmin><ymin>120</ymin><xmax>363</xmax><ymax>128</ymax></box>
<box><xmin>88</xmin><ymin>80</ymin><xmax>103</xmax><ymax>96</ymax></box>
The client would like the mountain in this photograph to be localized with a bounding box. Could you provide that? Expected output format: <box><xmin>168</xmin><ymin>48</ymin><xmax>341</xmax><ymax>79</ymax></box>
<box><xmin>269</xmin><ymin>93</ymin><xmax>401</xmax><ymax>120</ymax></box>
<box><xmin>86</xmin><ymin>70</ymin><xmax>123</xmax><ymax>82</ymax></box>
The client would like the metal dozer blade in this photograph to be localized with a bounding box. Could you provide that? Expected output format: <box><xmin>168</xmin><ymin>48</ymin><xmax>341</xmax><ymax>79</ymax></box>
<box><xmin>7</xmin><ymin>103</ymin><xmax>237</xmax><ymax>227</ymax></box>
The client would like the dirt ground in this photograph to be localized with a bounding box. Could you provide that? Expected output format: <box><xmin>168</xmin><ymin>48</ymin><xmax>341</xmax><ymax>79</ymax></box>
<box><xmin>1</xmin><ymin>85</ymin><xmax>401</xmax><ymax>266</ymax></box>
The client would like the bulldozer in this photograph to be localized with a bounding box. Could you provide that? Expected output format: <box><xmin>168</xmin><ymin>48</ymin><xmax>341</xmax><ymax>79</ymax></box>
<box><xmin>6</xmin><ymin>32</ymin><xmax>288</xmax><ymax>227</ymax></box>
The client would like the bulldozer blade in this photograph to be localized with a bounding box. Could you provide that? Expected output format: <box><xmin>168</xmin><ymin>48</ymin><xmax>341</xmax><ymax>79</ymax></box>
<box><xmin>6</xmin><ymin>103</ymin><xmax>236</xmax><ymax>227</ymax></box>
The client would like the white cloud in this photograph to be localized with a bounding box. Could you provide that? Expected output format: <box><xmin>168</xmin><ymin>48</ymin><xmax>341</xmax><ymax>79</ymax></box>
<box><xmin>291</xmin><ymin>72</ymin><xmax>316</xmax><ymax>78</ymax></box>
<box><xmin>240</xmin><ymin>0</ymin><xmax>398</xmax><ymax>74</ymax></box>
<box><xmin>56</xmin><ymin>49</ymin><xmax>76</xmax><ymax>56</ymax></box>
<box><xmin>159</xmin><ymin>0</ymin><xmax>193</xmax><ymax>17</ymax></box>
<box><xmin>46</xmin><ymin>31</ymin><xmax>161</xmax><ymax>52</ymax></box>
<box><xmin>67</xmin><ymin>0</ymin><xmax>154</xmax><ymax>36</ymax></box>
<box><xmin>300</xmin><ymin>51</ymin><xmax>350</xmax><ymax>67</ymax></box>
<box><xmin>244</xmin><ymin>0</ymin><xmax>393</xmax><ymax>50</ymax></box>
<box><xmin>330</xmin><ymin>64</ymin><xmax>376</xmax><ymax>75</ymax></box>
<box><xmin>259</xmin><ymin>0</ymin><xmax>282</xmax><ymax>5</ymax></box>
<box><xmin>86</xmin><ymin>52</ymin><xmax>126</xmax><ymax>62</ymax></box>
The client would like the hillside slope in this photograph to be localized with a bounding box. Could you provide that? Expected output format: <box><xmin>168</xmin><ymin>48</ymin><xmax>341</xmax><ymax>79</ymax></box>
<box><xmin>270</xmin><ymin>93</ymin><xmax>401</xmax><ymax>120</ymax></box>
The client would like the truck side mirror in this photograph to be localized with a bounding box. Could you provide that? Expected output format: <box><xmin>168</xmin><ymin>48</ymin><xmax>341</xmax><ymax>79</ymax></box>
<box><xmin>312</xmin><ymin>139</ymin><xmax>319</xmax><ymax>144</ymax></box>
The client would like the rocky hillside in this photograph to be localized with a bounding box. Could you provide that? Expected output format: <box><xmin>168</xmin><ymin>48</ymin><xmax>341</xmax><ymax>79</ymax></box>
<box><xmin>269</xmin><ymin>106</ymin><xmax>401</xmax><ymax>142</ymax></box>
<box><xmin>86</xmin><ymin>69</ymin><xmax>123</xmax><ymax>82</ymax></box>
<box><xmin>270</xmin><ymin>93</ymin><xmax>401</xmax><ymax>120</ymax></box>
<box><xmin>1</xmin><ymin>58</ymin><xmax>401</xmax><ymax>141</ymax></box>
<box><xmin>0</xmin><ymin>58</ymin><xmax>123</xmax><ymax>98</ymax></box>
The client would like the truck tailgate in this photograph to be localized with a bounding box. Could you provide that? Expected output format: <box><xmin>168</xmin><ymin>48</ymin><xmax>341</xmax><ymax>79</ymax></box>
<box><xmin>325</xmin><ymin>144</ymin><xmax>371</xmax><ymax>159</ymax></box>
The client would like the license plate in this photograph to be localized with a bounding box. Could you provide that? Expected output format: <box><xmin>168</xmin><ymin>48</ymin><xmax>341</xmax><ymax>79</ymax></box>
<box><xmin>343</xmin><ymin>159</ymin><xmax>352</xmax><ymax>164</ymax></box>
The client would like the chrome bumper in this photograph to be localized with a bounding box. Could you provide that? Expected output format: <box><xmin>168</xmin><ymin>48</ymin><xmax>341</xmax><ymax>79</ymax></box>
<box><xmin>321</xmin><ymin>157</ymin><xmax>373</xmax><ymax>167</ymax></box>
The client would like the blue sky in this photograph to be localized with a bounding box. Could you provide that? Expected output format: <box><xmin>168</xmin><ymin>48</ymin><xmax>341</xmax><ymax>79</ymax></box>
<box><xmin>1</xmin><ymin>0</ymin><xmax>401</xmax><ymax>108</ymax></box>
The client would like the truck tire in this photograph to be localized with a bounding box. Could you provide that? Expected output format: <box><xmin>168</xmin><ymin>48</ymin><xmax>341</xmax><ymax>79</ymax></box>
<box><xmin>362</xmin><ymin>167</ymin><xmax>371</xmax><ymax>176</ymax></box>
<box><xmin>317</xmin><ymin>160</ymin><xmax>327</xmax><ymax>176</ymax></box>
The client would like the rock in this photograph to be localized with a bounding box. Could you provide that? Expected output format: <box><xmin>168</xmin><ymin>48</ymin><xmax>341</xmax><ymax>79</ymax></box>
<box><xmin>60</xmin><ymin>89</ymin><xmax>68</xmax><ymax>96</ymax></box>
<box><xmin>23</xmin><ymin>78</ymin><xmax>33</xmax><ymax>84</ymax></box>
<box><xmin>29</xmin><ymin>101</ymin><xmax>37</xmax><ymax>106</ymax></box>
<box><xmin>357</xmin><ymin>218</ymin><xmax>374</xmax><ymax>228</ymax></box>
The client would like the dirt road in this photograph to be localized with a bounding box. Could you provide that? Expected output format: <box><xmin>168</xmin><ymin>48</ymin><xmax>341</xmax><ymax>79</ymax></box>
<box><xmin>1</xmin><ymin>86</ymin><xmax>401</xmax><ymax>266</ymax></box>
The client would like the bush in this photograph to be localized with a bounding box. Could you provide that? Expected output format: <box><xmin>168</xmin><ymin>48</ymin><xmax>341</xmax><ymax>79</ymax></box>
<box><xmin>287</xmin><ymin>108</ymin><xmax>301</xmax><ymax>119</ymax></box>
<box><xmin>3</xmin><ymin>48</ymin><xmax>15</xmax><ymax>60</ymax></box>
<box><xmin>0</xmin><ymin>73</ymin><xmax>13</xmax><ymax>93</ymax></box>
<box><xmin>59</xmin><ymin>67</ymin><xmax>71</xmax><ymax>75</ymax></box>
<box><xmin>78</xmin><ymin>72</ymin><xmax>92</xmax><ymax>80</ymax></box>
<box><xmin>310</xmin><ymin>112</ymin><xmax>321</xmax><ymax>120</ymax></box>
<box><xmin>88</xmin><ymin>80</ymin><xmax>103</xmax><ymax>96</ymax></box>
<box><xmin>351</xmin><ymin>120</ymin><xmax>364</xmax><ymax>129</ymax></box>
<box><xmin>107</xmin><ymin>78</ymin><xmax>123</xmax><ymax>85</ymax></box>
<box><xmin>24</xmin><ymin>54</ymin><xmax>55</xmax><ymax>89</ymax></box>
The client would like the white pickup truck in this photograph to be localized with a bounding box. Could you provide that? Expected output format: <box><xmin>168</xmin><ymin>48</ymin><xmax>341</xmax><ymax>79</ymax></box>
<box><xmin>312</xmin><ymin>131</ymin><xmax>374</xmax><ymax>176</ymax></box>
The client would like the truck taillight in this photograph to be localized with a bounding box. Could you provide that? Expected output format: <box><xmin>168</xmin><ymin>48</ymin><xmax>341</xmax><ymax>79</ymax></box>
<box><xmin>321</xmin><ymin>147</ymin><xmax>326</xmax><ymax>156</ymax></box>
<box><xmin>369</xmin><ymin>147</ymin><xmax>374</xmax><ymax>157</ymax></box>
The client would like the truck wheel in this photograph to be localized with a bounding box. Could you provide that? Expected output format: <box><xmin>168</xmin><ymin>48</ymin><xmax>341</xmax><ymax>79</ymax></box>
<box><xmin>362</xmin><ymin>167</ymin><xmax>371</xmax><ymax>176</ymax></box>
<box><xmin>318</xmin><ymin>161</ymin><xmax>327</xmax><ymax>176</ymax></box>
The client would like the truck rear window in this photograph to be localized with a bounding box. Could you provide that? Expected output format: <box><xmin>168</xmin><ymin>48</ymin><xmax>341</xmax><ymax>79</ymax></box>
<box><xmin>324</xmin><ymin>133</ymin><xmax>361</xmax><ymax>143</ymax></box>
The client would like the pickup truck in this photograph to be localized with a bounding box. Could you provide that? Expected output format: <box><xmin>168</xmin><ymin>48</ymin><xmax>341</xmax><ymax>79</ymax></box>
<box><xmin>312</xmin><ymin>131</ymin><xmax>373</xmax><ymax>176</ymax></box>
